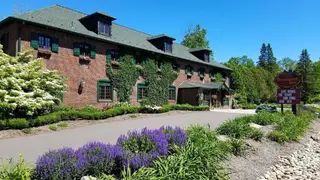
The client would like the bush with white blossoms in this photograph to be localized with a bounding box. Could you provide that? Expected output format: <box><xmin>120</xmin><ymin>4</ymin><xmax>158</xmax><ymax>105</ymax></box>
<box><xmin>0</xmin><ymin>47</ymin><xmax>65</xmax><ymax>118</ymax></box>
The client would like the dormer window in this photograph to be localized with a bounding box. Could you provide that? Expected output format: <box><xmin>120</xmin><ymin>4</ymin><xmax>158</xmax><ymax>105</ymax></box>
<box><xmin>189</xmin><ymin>48</ymin><xmax>212</xmax><ymax>62</ymax></box>
<box><xmin>164</xmin><ymin>42</ymin><xmax>172</xmax><ymax>53</ymax></box>
<box><xmin>147</xmin><ymin>34</ymin><xmax>175</xmax><ymax>53</ymax></box>
<box><xmin>99</xmin><ymin>21</ymin><xmax>110</xmax><ymax>35</ymax></box>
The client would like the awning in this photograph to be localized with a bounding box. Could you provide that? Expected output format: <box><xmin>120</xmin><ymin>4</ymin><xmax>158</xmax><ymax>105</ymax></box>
<box><xmin>179</xmin><ymin>82</ymin><xmax>232</xmax><ymax>91</ymax></box>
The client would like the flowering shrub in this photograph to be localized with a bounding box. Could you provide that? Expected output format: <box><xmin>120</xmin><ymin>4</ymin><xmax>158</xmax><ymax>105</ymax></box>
<box><xmin>75</xmin><ymin>142</ymin><xmax>125</xmax><ymax>177</ymax></box>
<box><xmin>140</xmin><ymin>105</ymin><xmax>162</xmax><ymax>113</ymax></box>
<box><xmin>32</xmin><ymin>148</ymin><xmax>78</xmax><ymax>180</ymax></box>
<box><xmin>162</xmin><ymin>126</ymin><xmax>188</xmax><ymax>150</ymax></box>
<box><xmin>0</xmin><ymin>48</ymin><xmax>65</xmax><ymax>118</ymax></box>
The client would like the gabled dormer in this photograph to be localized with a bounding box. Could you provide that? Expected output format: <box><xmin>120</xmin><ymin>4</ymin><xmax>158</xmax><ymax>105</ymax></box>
<box><xmin>147</xmin><ymin>34</ymin><xmax>175</xmax><ymax>53</ymax></box>
<box><xmin>79</xmin><ymin>11</ymin><xmax>116</xmax><ymax>36</ymax></box>
<box><xmin>189</xmin><ymin>48</ymin><xmax>212</xmax><ymax>62</ymax></box>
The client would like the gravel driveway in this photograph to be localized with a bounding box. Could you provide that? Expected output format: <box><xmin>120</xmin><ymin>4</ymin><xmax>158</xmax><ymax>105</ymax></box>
<box><xmin>0</xmin><ymin>111</ymin><xmax>242</xmax><ymax>163</ymax></box>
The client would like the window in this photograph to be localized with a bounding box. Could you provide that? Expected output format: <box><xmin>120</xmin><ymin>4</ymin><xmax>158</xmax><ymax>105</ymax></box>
<box><xmin>169</xmin><ymin>86</ymin><xmax>176</xmax><ymax>101</ymax></box>
<box><xmin>38</xmin><ymin>35</ymin><xmax>51</xmax><ymax>49</ymax></box>
<box><xmin>204</xmin><ymin>53</ymin><xmax>209</xmax><ymax>62</ymax></box>
<box><xmin>203</xmin><ymin>93</ymin><xmax>211</xmax><ymax>102</ymax></box>
<box><xmin>110</xmin><ymin>49</ymin><xmax>119</xmax><ymax>60</ymax></box>
<box><xmin>79</xmin><ymin>44</ymin><xmax>91</xmax><ymax>56</ymax></box>
<box><xmin>99</xmin><ymin>21</ymin><xmax>110</xmax><ymax>35</ymax></box>
<box><xmin>97</xmin><ymin>80</ymin><xmax>113</xmax><ymax>101</ymax></box>
<box><xmin>137</xmin><ymin>84</ymin><xmax>148</xmax><ymax>101</ymax></box>
<box><xmin>172</xmin><ymin>63</ymin><xmax>180</xmax><ymax>72</ymax></box>
<box><xmin>164</xmin><ymin>42</ymin><xmax>172</xmax><ymax>53</ymax></box>
<box><xmin>0</xmin><ymin>33</ymin><xmax>9</xmax><ymax>52</ymax></box>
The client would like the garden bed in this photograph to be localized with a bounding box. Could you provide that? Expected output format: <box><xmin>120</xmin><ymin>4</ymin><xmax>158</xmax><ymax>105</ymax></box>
<box><xmin>0</xmin><ymin>110</ymin><xmax>189</xmax><ymax>139</ymax></box>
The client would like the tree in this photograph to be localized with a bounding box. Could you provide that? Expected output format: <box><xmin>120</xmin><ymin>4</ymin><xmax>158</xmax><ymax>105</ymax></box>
<box><xmin>266</xmin><ymin>43</ymin><xmax>279</xmax><ymax>73</ymax></box>
<box><xmin>258</xmin><ymin>43</ymin><xmax>268</xmax><ymax>68</ymax></box>
<box><xmin>181</xmin><ymin>24</ymin><xmax>212</xmax><ymax>59</ymax></box>
<box><xmin>0</xmin><ymin>47</ymin><xmax>65</xmax><ymax>118</ymax></box>
<box><xmin>278</xmin><ymin>57</ymin><xmax>297</xmax><ymax>71</ymax></box>
<box><xmin>296</xmin><ymin>49</ymin><xmax>314</xmax><ymax>103</ymax></box>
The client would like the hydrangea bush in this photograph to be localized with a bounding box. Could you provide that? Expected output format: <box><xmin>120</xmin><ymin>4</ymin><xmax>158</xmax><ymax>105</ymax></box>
<box><xmin>0</xmin><ymin>48</ymin><xmax>65</xmax><ymax>118</ymax></box>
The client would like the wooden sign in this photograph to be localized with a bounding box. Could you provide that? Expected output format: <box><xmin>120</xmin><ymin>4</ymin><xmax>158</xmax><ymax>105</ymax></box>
<box><xmin>274</xmin><ymin>72</ymin><xmax>301</xmax><ymax>88</ymax></box>
<box><xmin>277</xmin><ymin>89</ymin><xmax>301</xmax><ymax>104</ymax></box>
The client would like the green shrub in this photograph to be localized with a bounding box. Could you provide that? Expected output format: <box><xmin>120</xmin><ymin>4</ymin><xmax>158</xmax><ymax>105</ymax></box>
<box><xmin>48</xmin><ymin>125</ymin><xmax>57</xmax><ymax>131</ymax></box>
<box><xmin>79</xmin><ymin>105</ymin><xmax>101</xmax><ymax>113</ymax></box>
<box><xmin>21</xmin><ymin>128</ymin><xmax>32</xmax><ymax>134</ymax></box>
<box><xmin>0</xmin><ymin>154</ymin><xmax>33</xmax><ymax>180</ymax></box>
<box><xmin>229</xmin><ymin>139</ymin><xmax>246</xmax><ymax>156</ymax></box>
<box><xmin>267</xmin><ymin>131</ymin><xmax>288</xmax><ymax>144</ymax></box>
<box><xmin>57</xmin><ymin>122</ymin><xmax>68</xmax><ymax>128</ymax></box>
<box><xmin>252</xmin><ymin>112</ymin><xmax>282</xmax><ymax>125</ymax></box>
<box><xmin>238</xmin><ymin>103</ymin><xmax>257</xmax><ymax>109</ymax></box>
<box><xmin>113</xmin><ymin>102</ymin><xmax>130</xmax><ymax>108</ymax></box>
<box><xmin>6</xmin><ymin>118</ymin><xmax>29</xmax><ymax>129</ymax></box>
<box><xmin>216</xmin><ymin>116</ymin><xmax>255</xmax><ymax>139</ymax></box>
<box><xmin>31</xmin><ymin>112</ymin><xmax>62</xmax><ymax>127</ymax></box>
<box><xmin>249</xmin><ymin>129</ymin><xmax>264</xmax><ymax>141</ymax></box>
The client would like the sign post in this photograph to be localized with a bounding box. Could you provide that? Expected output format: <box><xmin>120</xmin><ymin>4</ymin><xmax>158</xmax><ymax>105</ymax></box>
<box><xmin>274</xmin><ymin>71</ymin><xmax>301</xmax><ymax>115</ymax></box>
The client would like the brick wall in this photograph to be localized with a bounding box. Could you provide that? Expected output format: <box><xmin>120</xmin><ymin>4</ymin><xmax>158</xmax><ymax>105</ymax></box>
<box><xmin>14</xmin><ymin>23</ymin><xmax>231</xmax><ymax>108</ymax></box>
<box><xmin>0</xmin><ymin>22</ymin><xmax>18</xmax><ymax>56</ymax></box>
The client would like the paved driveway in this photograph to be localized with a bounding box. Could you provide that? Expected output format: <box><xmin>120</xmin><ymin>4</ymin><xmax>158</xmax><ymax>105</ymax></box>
<box><xmin>0</xmin><ymin>111</ymin><xmax>242</xmax><ymax>163</ymax></box>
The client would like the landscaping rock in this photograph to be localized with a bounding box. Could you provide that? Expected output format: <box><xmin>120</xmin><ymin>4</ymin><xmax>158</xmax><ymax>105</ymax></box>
<box><xmin>258</xmin><ymin>133</ymin><xmax>320</xmax><ymax>180</ymax></box>
<box><xmin>249</xmin><ymin>123</ymin><xmax>263</xmax><ymax>129</ymax></box>
<box><xmin>81</xmin><ymin>176</ymin><xmax>97</xmax><ymax>180</ymax></box>
<box><xmin>217</xmin><ymin>135</ymin><xmax>231</xmax><ymax>142</ymax></box>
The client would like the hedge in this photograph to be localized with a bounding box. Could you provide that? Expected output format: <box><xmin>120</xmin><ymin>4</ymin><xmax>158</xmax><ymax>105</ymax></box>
<box><xmin>0</xmin><ymin>104</ymin><xmax>209</xmax><ymax>130</ymax></box>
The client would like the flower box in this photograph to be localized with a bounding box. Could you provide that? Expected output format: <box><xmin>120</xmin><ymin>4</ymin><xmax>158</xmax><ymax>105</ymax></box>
<box><xmin>111</xmin><ymin>60</ymin><xmax>120</xmax><ymax>66</ymax></box>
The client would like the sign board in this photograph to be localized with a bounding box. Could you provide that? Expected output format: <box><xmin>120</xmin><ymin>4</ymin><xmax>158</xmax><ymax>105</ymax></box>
<box><xmin>274</xmin><ymin>72</ymin><xmax>301</xmax><ymax>88</ymax></box>
<box><xmin>277</xmin><ymin>89</ymin><xmax>301</xmax><ymax>104</ymax></box>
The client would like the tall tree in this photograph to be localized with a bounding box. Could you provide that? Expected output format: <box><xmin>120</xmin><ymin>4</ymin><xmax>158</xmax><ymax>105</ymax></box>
<box><xmin>258</xmin><ymin>43</ymin><xmax>268</xmax><ymax>68</ymax></box>
<box><xmin>311</xmin><ymin>61</ymin><xmax>320</xmax><ymax>95</ymax></box>
<box><xmin>266</xmin><ymin>43</ymin><xmax>279</xmax><ymax>72</ymax></box>
<box><xmin>296</xmin><ymin>49</ymin><xmax>314</xmax><ymax>103</ymax></box>
<box><xmin>181</xmin><ymin>24</ymin><xmax>209</xmax><ymax>49</ymax></box>
<box><xmin>278</xmin><ymin>57</ymin><xmax>297</xmax><ymax>71</ymax></box>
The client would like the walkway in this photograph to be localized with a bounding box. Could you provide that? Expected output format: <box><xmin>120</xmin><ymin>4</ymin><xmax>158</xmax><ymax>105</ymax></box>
<box><xmin>0</xmin><ymin>111</ymin><xmax>242</xmax><ymax>163</ymax></box>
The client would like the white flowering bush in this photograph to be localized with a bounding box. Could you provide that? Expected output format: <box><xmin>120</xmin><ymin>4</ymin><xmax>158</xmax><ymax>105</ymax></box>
<box><xmin>0</xmin><ymin>47</ymin><xmax>65</xmax><ymax>118</ymax></box>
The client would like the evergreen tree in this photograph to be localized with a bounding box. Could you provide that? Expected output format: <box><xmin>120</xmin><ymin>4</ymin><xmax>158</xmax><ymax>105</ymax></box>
<box><xmin>296</xmin><ymin>49</ymin><xmax>314</xmax><ymax>103</ymax></box>
<box><xmin>266</xmin><ymin>43</ymin><xmax>279</xmax><ymax>72</ymax></box>
<box><xmin>258</xmin><ymin>43</ymin><xmax>268</xmax><ymax>68</ymax></box>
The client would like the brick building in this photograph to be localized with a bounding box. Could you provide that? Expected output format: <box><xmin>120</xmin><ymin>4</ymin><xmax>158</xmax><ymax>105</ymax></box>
<box><xmin>0</xmin><ymin>5</ymin><xmax>233</xmax><ymax>108</ymax></box>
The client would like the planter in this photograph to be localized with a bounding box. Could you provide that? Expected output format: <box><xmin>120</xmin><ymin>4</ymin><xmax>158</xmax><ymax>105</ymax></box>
<box><xmin>199</xmin><ymin>74</ymin><xmax>204</xmax><ymax>79</ymax></box>
<box><xmin>79</xmin><ymin>55</ymin><xmax>91</xmax><ymax>65</ymax></box>
<box><xmin>38</xmin><ymin>48</ymin><xmax>52</xmax><ymax>55</ymax></box>
<box><xmin>210</xmin><ymin>77</ymin><xmax>216</xmax><ymax>81</ymax></box>
<box><xmin>187</xmin><ymin>73</ymin><xmax>192</xmax><ymax>77</ymax></box>
<box><xmin>111</xmin><ymin>60</ymin><xmax>120</xmax><ymax>66</ymax></box>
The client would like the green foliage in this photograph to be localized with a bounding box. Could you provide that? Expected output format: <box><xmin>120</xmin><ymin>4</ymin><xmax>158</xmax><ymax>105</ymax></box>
<box><xmin>258</xmin><ymin>43</ymin><xmax>279</xmax><ymax>73</ymax></box>
<box><xmin>296</xmin><ymin>49</ymin><xmax>314</xmax><ymax>103</ymax></box>
<box><xmin>252</xmin><ymin>112</ymin><xmax>282</xmax><ymax>125</ymax></box>
<box><xmin>278</xmin><ymin>57</ymin><xmax>297</xmax><ymax>71</ymax></box>
<box><xmin>0</xmin><ymin>48</ymin><xmax>65</xmax><ymax>118</ymax></box>
<box><xmin>112</xmin><ymin>102</ymin><xmax>130</xmax><ymax>108</ymax></box>
<box><xmin>249</xmin><ymin>129</ymin><xmax>264</xmax><ymax>141</ymax></box>
<box><xmin>98</xmin><ymin>173</ymin><xmax>116</xmax><ymax>180</ymax></box>
<box><xmin>267</xmin><ymin>131</ymin><xmax>288</xmax><ymax>144</ymax></box>
<box><xmin>57</xmin><ymin>122</ymin><xmax>68</xmax><ymax>128</ymax></box>
<box><xmin>0</xmin><ymin>154</ymin><xmax>33</xmax><ymax>180</ymax></box>
<box><xmin>48</xmin><ymin>125</ymin><xmax>57</xmax><ymax>131</ymax></box>
<box><xmin>80</xmin><ymin>105</ymin><xmax>100</xmax><ymax>113</ymax></box>
<box><xmin>2</xmin><ymin>118</ymin><xmax>30</xmax><ymax>130</ymax></box>
<box><xmin>216</xmin><ymin>116</ymin><xmax>255</xmax><ymax>139</ymax></box>
<box><xmin>238</xmin><ymin>103</ymin><xmax>257</xmax><ymax>109</ymax></box>
<box><xmin>312</xmin><ymin>61</ymin><xmax>320</xmax><ymax>96</ymax></box>
<box><xmin>107</xmin><ymin>55</ymin><xmax>139</xmax><ymax>102</ymax></box>
<box><xmin>131</xmin><ymin>126</ymin><xmax>230</xmax><ymax>179</ymax></box>
<box><xmin>181</xmin><ymin>24</ymin><xmax>210</xmax><ymax>50</ymax></box>
<box><xmin>143</xmin><ymin>59</ymin><xmax>176</xmax><ymax>106</ymax></box>
<box><xmin>267</xmin><ymin>111</ymin><xmax>316</xmax><ymax>143</ymax></box>
<box><xmin>229</xmin><ymin>139</ymin><xmax>246</xmax><ymax>156</ymax></box>
<box><xmin>21</xmin><ymin>128</ymin><xmax>32</xmax><ymax>134</ymax></box>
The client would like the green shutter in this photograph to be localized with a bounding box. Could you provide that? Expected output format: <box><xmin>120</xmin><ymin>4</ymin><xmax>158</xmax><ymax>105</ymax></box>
<box><xmin>73</xmin><ymin>43</ymin><xmax>80</xmax><ymax>56</ymax></box>
<box><xmin>106</xmin><ymin>49</ymin><xmax>112</xmax><ymax>62</ymax></box>
<box><xmin>190</xmin><ymin>67</ymin><xmax>194</xmax><ymax>75</ymax></box>
<box><xmin>177</xmin><ymin>64</ymin><xmax>180</xmax><ymax>72</ymax></box>
<box><xmin>198</xmin><ymin>68</ymin><xmax>201</xmax><ymax>76</ymax></box>
<box><xmin>90</xmin><ymin>46</ymin><xmax>96</xmax><ymax>59</ymax></box>
<box><xmin>185</xmin><ymin>66</ymin><xmax>189</xmax><ymax>74</ymax></box>
<box><xmin>30</xmin><ymin>33</ymin><xmax>39</xmax><ymax>49</ymax></box>
<box><xmin>51</xmin><ymin>37</ymin><xmax>59</xmax><ymax>53</ymax></box>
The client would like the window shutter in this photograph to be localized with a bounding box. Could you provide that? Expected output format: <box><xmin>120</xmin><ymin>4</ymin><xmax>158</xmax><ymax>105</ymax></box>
<box><xmin>177</xmin><ymin>64</ymin><xmax>180</xmax><ymax>72</ymax></box>
<box><xmin>97</xmin><ymin>81</ymin><xmax>101</xmax><ymax>100</ymax></box>
<box><xmin>106</xmin><ymin>49</ymin><xmax>112</xmax><ymax>61</ymax></box>
<box><xmin>51</xmin><ymin>37</ymin><xmax>59</xmax><ymax>53</ymax></box>
<box><xmin>190</xmin><ymin>67</ymin><xmax>194</xmax><ymax>75</ymax></box>
<box><xmin>198</xmin><ymin>68</ymin><xmax>201</xmax><ymax>76</ymax></box>
<box><xmin>73</xmin><ymin>43</ymin><xmax>80</xmax><ymax>56</ymax></box>
<box><xmin>185</xmin><ymin>66</ymin><xmax>189</xmax><ymax>74</ymax></box>
<box><xmin>30</xmin><ymin>33</ymin><xmax>39</xmax><ymax>49</ymax></box>
<box><xmin>90</xmin><ymin>46</ymin><xmax>96</xmax><ymax>59</ymax></box>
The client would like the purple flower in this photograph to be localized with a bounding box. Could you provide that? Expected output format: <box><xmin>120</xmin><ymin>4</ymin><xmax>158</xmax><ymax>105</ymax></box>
<box><xmin>75</xmin><ymin>142</ymin><xmax>125</xmax><ymax>176</ymax></box>
<box><xmin>161</xmin><ymin>126</ymin><xmax>188</xmax><ymax>148</ymax></box>
<box><xmin>33</xmin><ymin>147</ymin><xmax>78</xmax><ymax>180</ymax></box>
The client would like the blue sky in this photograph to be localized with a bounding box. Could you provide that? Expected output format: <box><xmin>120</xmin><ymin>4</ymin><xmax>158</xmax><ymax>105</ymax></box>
<box><xmin>1</xmin><ymin>0</ymin><xmax>319</xmax><ymax>63</ymax></box>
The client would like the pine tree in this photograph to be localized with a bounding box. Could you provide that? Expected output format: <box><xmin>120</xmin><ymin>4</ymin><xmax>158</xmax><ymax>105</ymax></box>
<box><xmin>258</xmin><ymin>43</ymin><xmax>267</xmax><ymax>68</ymax></box>
<box><xmin>266</xmin><ymin>43</ymin><xmax>278</xmax><ymax>72</ymax></box>
<box><xmin>296</xmin><ymin>49</ymin><xmax>314</xmax><ymax>103</ymax></box>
